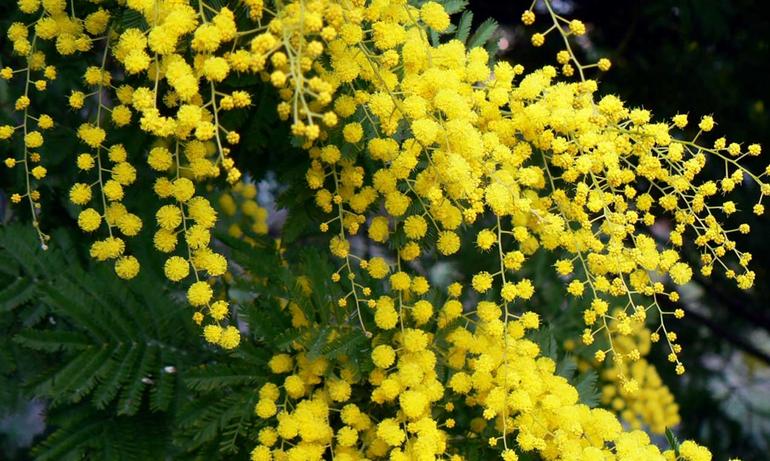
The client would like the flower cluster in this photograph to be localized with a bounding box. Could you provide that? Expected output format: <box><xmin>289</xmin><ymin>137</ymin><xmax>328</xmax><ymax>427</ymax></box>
<box><xmin>250</xmin><ymin>291</ymin><xmax>705</xmax><ymax>460</ymax></box>
<box><xmin>250</xmin><ymin>0</ymin><xmax>762</xmax><ymax>457</ymax></box>
<box><xmin>587</xmin><ymin>315</ymin><xmax>681</xmax><ymax>434</ymax></box>
<box><xmin>2</xmin><ymin>8</ymin><xmax>63</xmax><ymax>245</ymax></box>
<box><xmin>2</xmin><ymin>0</ymin><xmax>266</xmax><ymax>346</ymax></box>
<box><xmin>2</xmin><ymin>0</ymin><xmax>765</xmax><ymax>459</ymax></box>
<box><xmin>218</xmin><ymin>181</ymin><xmax>270</xmax><ymax>243</ymax></box>
<box><xmin>259</xmin><ymin>0</ymin><xmax>766</xmax><ymax>380</ymax></box>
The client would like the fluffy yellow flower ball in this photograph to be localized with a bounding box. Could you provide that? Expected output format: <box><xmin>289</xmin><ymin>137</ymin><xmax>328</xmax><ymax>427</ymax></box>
<box><xmin>114</xmin><ymin>255</ymin><xmax>140</xmax><ymax>280</ymax></box>
<box><xmin>77</xmin><ymin>208</ymin><xmax>101</xmax><ymax>232</ymax></box>
<box><xmin>187</xmin><ymin>281</ymin><xmax>213</xmax><ymax>306</ymax></box>
<box><xmin>69</xmin><ymin>183</ymin><xmax>92</xmax><ymax>205</ymax></box>
<box><xmin>164</xmin><ymin>256</ymin><xmax>190</xmax><ymax>282</ymax></box>
<box><xmin>420</xmin><ymin>2</ymin><xmax>450</xmax><ymax>32</ymax></box>
<box><xmin>371</xmin><ymin>345</ymin><xmax>396</xmax><ymax>368</ymax></box>
<box><xmin>218</xmin><ymin>325</ymin><xmax>241</xmax><ymax>349</ymax></box>
<box><xmin>436</xmin><ymin>231</ymin><xmax>460</xmax><ymax>255</ymax></box>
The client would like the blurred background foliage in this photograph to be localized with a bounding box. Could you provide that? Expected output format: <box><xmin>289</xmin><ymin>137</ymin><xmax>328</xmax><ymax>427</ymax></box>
<box><xmin>1</xmin><ymin>0</ymin><xmax>769</xmax><ymax>460</ymax></box>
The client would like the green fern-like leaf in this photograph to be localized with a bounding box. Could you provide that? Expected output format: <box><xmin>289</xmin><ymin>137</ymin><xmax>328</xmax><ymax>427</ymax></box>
<box><xmin>468</xmin><ymin>17</ymin><xmax>498</xmax><ymax>49</ymax></box>
<box><xmin>439</xmin><ymin>0</ymin><xmax>469</xmax><ymax>15</ymax></box>
<box><xmin>7</xmin><ymin>242</ymin><xmax>195</xmax><ymax>417</ymax></box>
<box><xmin>177</xmin><ymin>388</ymin><xmax>259</xmax><ymax>454</ymax></box>
<box><xmin>318</xmin><ymin>329</ymin><xmax>367</xmax><ymax>360</ymax></box>
<box><xmin>33</xmin><ymin>403</ymin><xmax>175</xmax><ymax>461</ymax></box>
<box><xmin>0</xmin><ymin>277</ymin><xmax>36</xmax><ymax>312</ymax></box>
<box><xmin>574</xmin><ymin>370</ymin><xmax>600</xmax><ymax>408</ymax></box>
<box><xmin>185</xmin><ymin>364</ymin><xmax>265</xmax><ymax>392</ymax></box>
<box><xmin>455</xmin><ymin>10</ymin><xmax>474</xmax><ymax>43</ymax></box>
